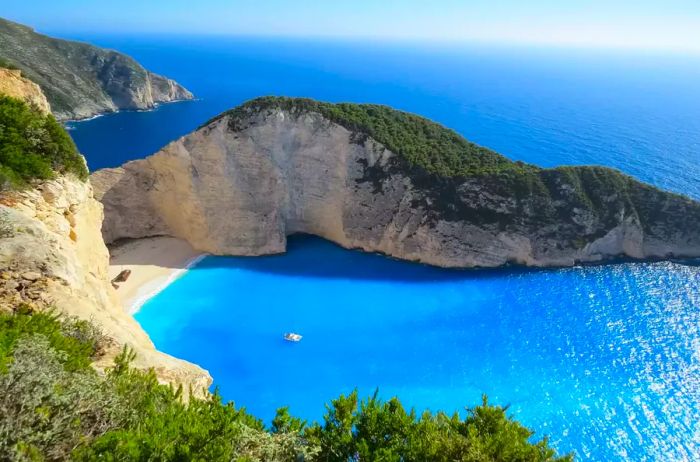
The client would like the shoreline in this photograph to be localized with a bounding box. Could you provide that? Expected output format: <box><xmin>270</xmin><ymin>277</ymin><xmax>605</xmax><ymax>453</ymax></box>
<box><xmin>108</xmin><ymin>236</ymin><xmax>206</xmax><ymax>314</ymax></box>
<box><xmin>126</xmin><ymin>253</ymin><xmax>207</xmax><ymax>315</ymax></box>
<box><xmin>62</xmin><ymin>98</ymin><xmax>200</xmax><ymax>124</ymax></box>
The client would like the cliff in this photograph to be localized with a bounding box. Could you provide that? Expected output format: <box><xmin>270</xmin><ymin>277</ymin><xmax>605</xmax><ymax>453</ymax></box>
<box><xmin>0</xmin><ymin>87</ymin><xmax>210</xmax><ymax>392</ymax></box>
<box><xmin>0</xmin><ymin>17</ymin><xmax>193</xmax><ymax>120</ymax></box>
<box><xmin>0</xmin><ymin>68</ymin><xmax>51</xmax><ymax>114</ymax></box>
<box><xmin>0</xmin><ymin>177</ymin><xmax>211</xmax><ymax>392</ymax></box>
<box><xmin>92</xmin><ymin>97</ymin><xmax>700</xmax><ymax>268</ymax></box>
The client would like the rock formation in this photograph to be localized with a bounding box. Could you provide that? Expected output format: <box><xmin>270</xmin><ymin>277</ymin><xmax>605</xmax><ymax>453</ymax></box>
<box><xmin>92</xmin><ymin>97</ymin><xmax>700</xmax><ymax>268</ymax></box>
<box><xmin>0</xmin><ymin>68</ymin><xmax>51</xmax><ymax>114</ymax></box>
<box><xmin>0</xmin><ymin>177</ymin><xmax>211</xmax><ymax>392</ymax></box>
<box><xmin>0</xmin><ymin>81</ymin><xmax>210</xmax><ymax>393</ymax></box>
<box><xmin>0</xmin><ymin>17</ymin><xmax>193</xmax><ymax>120</ymax></box>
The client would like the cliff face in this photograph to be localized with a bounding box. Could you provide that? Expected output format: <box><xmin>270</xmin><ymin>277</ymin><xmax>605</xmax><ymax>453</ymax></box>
<box><xmin>0</xmin><ymin>177</ymin><xmax>211</xmax><ymax>392</ymax></box>
<box><xmin>0</xmin><ymin>68</ymin><xmax>51</xmax><ymax>114</ymax></box>
<box><xmin>0</xmin><ymin>18</ymin><xmax>193</xmax><ymax>120</ymax></box>
<box><xmin>92</xmin><ymin>99</ymin><xmax>700</xmax><ymax>268</ymax></box>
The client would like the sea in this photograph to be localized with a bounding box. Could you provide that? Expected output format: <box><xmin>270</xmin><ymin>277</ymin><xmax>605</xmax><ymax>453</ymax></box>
<box><xmin>61</xmin><ymin>34</ymin><xmax>700</xmax><ymax>460</ymax></box>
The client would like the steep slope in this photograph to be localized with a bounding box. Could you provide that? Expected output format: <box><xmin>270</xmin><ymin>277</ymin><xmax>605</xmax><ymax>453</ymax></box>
<box><xmin>0</xmin><ymin>68</ymin><xmax>51</xmax><ymax>114</ymax></box>
<box><xmin>0</xmin><ymin>17</ymin><xmax>193</xmax><ymax>120</ymax></box>
<box><xmin>92</xmin><ymin>97</ymin><xmax>700</xmax><ymax>268</ymax></box>
<box><xmin>0</xmin><ymin>178</ymin><xmax>211</xmax><ymax>392</ymax></box>
<box><xmin>0</xmin><ymin>93</ymin><xmax>210</xmax><ymax>392</ymax></box>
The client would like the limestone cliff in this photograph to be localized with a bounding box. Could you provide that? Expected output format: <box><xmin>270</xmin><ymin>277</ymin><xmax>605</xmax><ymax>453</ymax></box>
<box><xmin>0</xmin><ymin>68</ymin><xmax>51</xmax><ymax>114</ymax></box>
<box><xmin>0</xmin><ymin>177</ymin><xmax>211</xmax><ymax>392</ymax></box>
<box><xmin>92</xmin><ymin>97</ymin><xmax>700</xmax><ymax>268</ymax></box>
<box><xmin>0</xmin><ymin>17</ymin><xmax>193</xmax><ymax>120</ymax></box>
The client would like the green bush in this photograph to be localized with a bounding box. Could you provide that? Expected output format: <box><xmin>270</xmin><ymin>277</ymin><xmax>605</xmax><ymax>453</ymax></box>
<box><xmin>0</xmin><ymin>57</ymin><xmax>18</xmax><ymax>70</ymax></box>
<box><xmin>0</xmin><ymin>309</ymin><xmax>572</xmax><ymax>461</ymax></box>
<box><xmin>0</xmin><ymin>308</ymin><xmax>100</xmax><ymax>373</ymax></box>
<box><xmin>305</xmin><ymin>391</ymin><xmax>571</xmax><ymax>462</ymax></box>
<box><xmin>0</xmin><ymin>309</ymin><xmax>122</xmax><ymax>460</ymax></box>
<box><xmin>209</xmin><ymin>97</ymin><xmax>691</xmax><ymax>227</ymax></box>
<box><xmin>0</xmin><ymin>95</ymin><xmax>87</xmax><ymax>189</ymax></box>
<box><xmin>0</xmin><ymin>335</ymin><xmax>124</xmax><ymax>461</ymax></box>
<box><xmin>211</xmin><ymin>96</ymin><xmax>534</xmax><ymax>179</ymax></box>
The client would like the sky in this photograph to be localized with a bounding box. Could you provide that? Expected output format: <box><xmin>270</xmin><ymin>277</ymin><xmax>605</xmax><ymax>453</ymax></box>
<box><xmin>3</xmin><ymin>0</ymin><xmax>700</xmax><ymax>53</ymax></box>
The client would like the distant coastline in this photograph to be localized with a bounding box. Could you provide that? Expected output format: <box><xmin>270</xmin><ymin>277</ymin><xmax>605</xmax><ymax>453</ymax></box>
<box><xmin>64</xmin><ymin>97</ymin><xmax>199</xmax><ymax>124</ymax></box>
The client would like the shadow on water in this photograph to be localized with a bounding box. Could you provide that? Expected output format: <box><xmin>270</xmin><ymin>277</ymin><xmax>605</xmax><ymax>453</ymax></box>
<box><xmin>183</xmin><ymin>234</ymin><xmax>699</xmax><ymax>283</ymax></box>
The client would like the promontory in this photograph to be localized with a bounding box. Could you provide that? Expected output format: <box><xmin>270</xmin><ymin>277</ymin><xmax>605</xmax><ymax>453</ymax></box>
<box><xmin>0</xmin><ymin>17</ymin><xmax>193</xmax><ymax>120</ymax></box>
<box><xmin>92</xmin><ymin>97</ymin><xmax>700</xmax><ymax>268</ymax></box>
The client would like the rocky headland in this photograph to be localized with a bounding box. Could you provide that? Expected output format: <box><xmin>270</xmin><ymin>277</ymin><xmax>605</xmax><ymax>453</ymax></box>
<box><xmin>0</xmin><ymin>17</ymin><xmax>193</xmax><ymax>120</ymax></box>
<box><xmin>0</xmin><ymin>74</ymin><xmax>210</xmax><ymax>393</ymax></box>
<box><xmin>0</xmin><ymin>67</ymin><xmax>51</xmax><ymax>114</ymax></box>
<box><xmin>93</xmin><ymin>97</ymin><xmax>700</xmax><ymax>268</ymax></box>
<box><xmin>0</xmin><ymin>177</ymin><xmax>210</xmax><ymax>392</ymax></box>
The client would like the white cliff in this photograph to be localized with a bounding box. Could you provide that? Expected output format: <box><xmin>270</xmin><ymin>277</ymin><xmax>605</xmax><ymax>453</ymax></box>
<box><xmin>92</xmin><ymin>100</ymin><xmax>700</xmax><ymax>268</ymax></box>
<box><xmin>0</xmin><ymin>176</ymin><xmax>211</xmax><ymax>393</ymax></box>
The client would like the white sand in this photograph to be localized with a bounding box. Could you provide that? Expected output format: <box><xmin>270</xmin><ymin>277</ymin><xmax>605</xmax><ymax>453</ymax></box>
<box><xmin>108</xmin><ymin>237</ymin><xmax>205</xmax><ymax>314</ymax></box>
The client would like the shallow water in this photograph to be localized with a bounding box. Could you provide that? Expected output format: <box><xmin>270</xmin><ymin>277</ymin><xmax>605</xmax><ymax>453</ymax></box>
<box><xmin>135</xmin><ymin>236</ymin><xmax>700</xmax><ymax>461</ymax></box>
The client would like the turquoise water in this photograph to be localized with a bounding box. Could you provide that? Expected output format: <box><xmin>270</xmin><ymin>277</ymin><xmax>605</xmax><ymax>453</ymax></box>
<box><xmin>136</xmin><ymin>236</ymin><xmax>700</xmax><ymax>460</ymax></box>
<box><xmin>57</xmin><ymin>35</ymin><xmax>700</xmax><ymax>459</ymax></box>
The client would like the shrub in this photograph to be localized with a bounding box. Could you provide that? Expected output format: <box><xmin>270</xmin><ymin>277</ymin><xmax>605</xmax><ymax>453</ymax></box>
<box><xmin>0</xmin><ymin>208</ymin><xmax>13</xmax><ymax>238</ymax></box>
<box><xmin>0</xmin><ymin>308</ymin><xmax>100</xmax><ymax>373</ymax></box>
<box><xmin>0</xmin><ymin>57</ymin><xmax>18</xmax><ymax>70</ymax></box>
<box><xmin>211</xmin><ymin>96</ymin><xmax>530</xmax><ymax>179</ymax></box>
<box><xmin>305</xmin><ymin>391</ymin><xmax>571</xmax><ymax>462</ymax></box>
<box><xmin>0</xmin><ymin>309</ymin><xmax>572</xmax><ymax>461</ymax></box>
<box><xmin>0</xmin><ymin>95</ymin><xmax>87</xmax><ymax>189</ymax></box>
<box><xmin>0</xmin><ymin>335</ymin><xmax>123</xmax><ymax>461</ymax></box>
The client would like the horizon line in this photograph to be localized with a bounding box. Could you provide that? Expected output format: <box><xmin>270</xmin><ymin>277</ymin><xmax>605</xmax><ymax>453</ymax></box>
<box><xmin>35</xmin><ymin>26</ymin><xmax>700</xmax><ymax>59</ymax></box>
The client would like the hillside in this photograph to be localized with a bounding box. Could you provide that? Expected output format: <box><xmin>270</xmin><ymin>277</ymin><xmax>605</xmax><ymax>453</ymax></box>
<box><xmin>0</xmin><ymin>95</ymin><xmax>86</xmax><ymax>189</ymax></box>
<box><xmin>0</xmin><ymin>67</ymin><xmax>51</xmax><ymax>114</ymax></box>
<box><xmin>94</xmin><ymin>97</ymin><xmax>700</xmax><ymax>268</ymax></box>
<box><xmin>0</xmin><ymin>94</ymin><xmax>210</xmax><ymax>403</ymax></box>
<box><xmin>0</xmin><ymin>96</ymin><xmax>570</xmax><ymax>460</ymax></box>
<box><xmin>0</xmin><ymin>17</ymin><xmax>193</xmax><ymax>120</ymax></box>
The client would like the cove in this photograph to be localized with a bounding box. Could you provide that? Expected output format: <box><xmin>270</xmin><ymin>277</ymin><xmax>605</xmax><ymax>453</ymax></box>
<box><xmin>134</xmin><ymin>235</ymin><xmax>700</xmax><ymax>461</ymax></box>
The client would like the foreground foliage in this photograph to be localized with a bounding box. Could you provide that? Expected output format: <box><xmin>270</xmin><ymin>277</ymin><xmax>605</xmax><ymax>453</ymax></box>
<box><xmin>0</xmin><ymin>96</ymin><xmax>87</xmax><ymax>189</ymax></box>
<box><xmin>0</xmin><ymin>308</ymin><xmax>572</xmax><ymax>461</ymax></box>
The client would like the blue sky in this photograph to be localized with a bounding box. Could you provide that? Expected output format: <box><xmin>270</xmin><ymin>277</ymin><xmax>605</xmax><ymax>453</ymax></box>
<box><xmin>4</xmin><ymin>0</ymin><xmax>700</xmax><ymax>52</ymax></box>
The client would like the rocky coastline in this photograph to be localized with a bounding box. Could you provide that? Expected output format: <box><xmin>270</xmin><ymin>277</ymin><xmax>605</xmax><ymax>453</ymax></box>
<box><xmin>0</xmin><ymin>17</ymin><xmax>194</xmax><ymax>121</ymax></box>
<box><xmin>93</xmin><ymin>98</ymin><xmax>700</xmax><ymax>269</ymax></box>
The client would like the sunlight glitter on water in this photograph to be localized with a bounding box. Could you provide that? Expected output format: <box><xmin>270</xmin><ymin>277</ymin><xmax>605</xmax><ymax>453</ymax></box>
<box><xmin>135</xmin><ymin>237</ymin><xmax>700</xmax><ymax>461</ymax></box>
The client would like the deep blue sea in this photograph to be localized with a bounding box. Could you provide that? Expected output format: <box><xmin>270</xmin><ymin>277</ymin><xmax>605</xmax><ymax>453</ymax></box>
<box><xmin>61</xmin><ymin>34</ymin><xmax>700</xmax><ymax>460</ymax></box>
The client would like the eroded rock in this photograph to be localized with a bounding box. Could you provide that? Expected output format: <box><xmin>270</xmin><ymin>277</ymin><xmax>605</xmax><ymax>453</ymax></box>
<box><xmin>92</xmin><ymin>101</ymin><xmax>700</xmax><ymax>268</ymax></box>
<box><xmin>0</xmin><ymin>176</ymin><xmax>212</xmax><ymax>394</ymax></box>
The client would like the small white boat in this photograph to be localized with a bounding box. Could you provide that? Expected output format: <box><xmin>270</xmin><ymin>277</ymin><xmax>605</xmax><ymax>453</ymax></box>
<box><xmin>284</xmin><ymin>333</ymin><xmax>303</xmax><ymax>342</ymax></box>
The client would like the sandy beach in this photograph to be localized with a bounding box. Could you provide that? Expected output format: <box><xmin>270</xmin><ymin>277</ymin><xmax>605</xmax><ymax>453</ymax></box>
<box><xmin>108</xmin><ymin>236</ymin><xmax>205</xmax><ymax>314</ymax></box>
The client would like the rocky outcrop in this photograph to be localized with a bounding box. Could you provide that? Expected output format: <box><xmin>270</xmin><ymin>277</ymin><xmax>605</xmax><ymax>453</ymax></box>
<box><xmin>92</xmin><ymin>98</ymin><xmax>700</xmax><ymax>268</ymax></box>
<box><xmin>0</xmin><ymin>177</ymin><xmax>211</xmax><ymax>393</ymax></box>
<box><xmin>0</xmin><ymin>68</ymin><xmax>51</xmax><ymax>113</ymax></box>
<box><xmin>0</xmin><ymin>17</ymin><xmax>193</xmax><ymax>120</ymax></box>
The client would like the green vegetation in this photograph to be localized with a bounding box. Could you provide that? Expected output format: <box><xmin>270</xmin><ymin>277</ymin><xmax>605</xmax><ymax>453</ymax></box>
<box><xmin>209</xmin><ymin>97</ymin><xmax>654</xmax><ymax>202</ymax></box>
<box><xmin>0</xmin><ymin>17</ymin><xmax>192</xmax><ymax>120</ymax></box>
<box><xmin>209</xmin><ymin>97</ymin><xmax>700</xmax><ymax>242</ymax></box>
<box><xmin>212</xmin><ymin>96</ymin><xmax>538</xmax><ymax>179</ymax></box>
<box><xmin>0</xmin><ymin>307</ymin><xmax>572</xmax><ymax>461</ymax></box>
<box><xmin>0</xmin><ymin>95</ymin><xmax>87</xmax><ymax>189</ymax></box>
<box><xmin>0</xmin><ymin>56</ymin><xmax>18</xmax><ymax>70</ymax></box>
